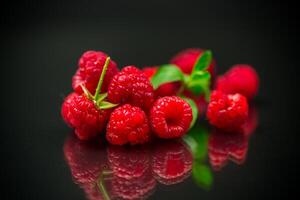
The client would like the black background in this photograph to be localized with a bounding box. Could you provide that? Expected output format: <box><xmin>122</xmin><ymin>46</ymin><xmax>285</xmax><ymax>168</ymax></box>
<box><xmin>0</xmin><ymin>0</ymin><xmax>299</xmax><ymax>199</ymax></box>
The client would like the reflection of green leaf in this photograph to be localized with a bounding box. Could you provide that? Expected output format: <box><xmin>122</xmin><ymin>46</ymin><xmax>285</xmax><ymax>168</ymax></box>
<box><xmin>184</xmin><ymin>124</ymin><xmax>209</xmax><ymax>160</ymax></box>
<box><xmin>192</xmin><ymin>50</ymin><xmax>212</xmax><ymax>72</ymax></box>
<box><xmin>151</xmin><ymin>64</ymin><xmax>184</xmax><ymax>89</ymax></box>
<box><xmin>192</xmin><ymin>162</ymin><xmax>213</xmax><ymax>190</ymax></box>
<box><xmin>181</xmin><ymin>97</ymin><xmax>198</xmax><ymax>129</ymax></box>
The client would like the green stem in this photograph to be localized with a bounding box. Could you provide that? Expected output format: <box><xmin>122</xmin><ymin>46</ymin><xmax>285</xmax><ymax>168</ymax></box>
<box><xmin>94</xmin><ymin>57</ymin><xmax>110</xmax><ymax>101</ymax></box>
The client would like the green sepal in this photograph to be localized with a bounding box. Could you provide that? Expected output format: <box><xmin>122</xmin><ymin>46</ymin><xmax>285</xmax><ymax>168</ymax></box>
<box><xmin>98</xmin><ymin>101</ymin><xmax>118</xmax><ymax>109</ymax></box>
<box><xmin>151</xmin><ymin>64</ymin><xmax>184</xmax><ymax>89</ymax></box>
<box><xmin>192</xmin><ymin>50</ymin><xmax>212</xmax><ymax>73</ymax></box>
<box><xmin>181</xmin><ymin>96</ymin><xmax>198</xmax><ymax>129</ymax></box>
<box><xmin>80</xmin><ymin>84</ymin><xmax>93</xmax><ymax>100</ymax></box>
<box><xmin>96</xmin><ymin>93</ymin><xmax>108</xmax><ymax>103</ymax></box>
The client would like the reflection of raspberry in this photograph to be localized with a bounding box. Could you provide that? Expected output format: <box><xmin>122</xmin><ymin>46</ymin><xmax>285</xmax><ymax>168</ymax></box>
<box><xmin>61</xmin><ymin>93</ymin><xmax>111</xmax><ymax>140</ymax></box>
<box><xmin>150</xmin><ymin>96</ymin><xmax>192</xmax><ymax>138</ymax></box>
<box><xmin>206</xmin><ymin>90</ymin><xmax>248</xmax><ymax>131</ymax></box>
<box><xmin>107</xmin><ymin>145</ymin><xmax>156</xmax><ymax>199</ymax></box>
<box><xmin>63</xmin><ymin>135</ymin><xmax>108</xmax><ymax>184</ymax></box>
<box><xmin>152</xmin><ymin>140</ymin><xmax>193</xmax><ymax>185</ymax></box>
<box><xmin>107</xmin><ymin>145</ymin><xmax>151</xmax><ymax>179</ymax></box>
<box><xmin>143</xmin><ymin>66</ymin><xmax>181</xmax><ymax>97</ymax></box>
<box><xmin>208</xmin><ymin>130</ymin><xmax>248</xmax><ymax>170</ymax></box>
<box><xmin>106</xmin><ymin>104</ymin><xmax>151</xmax><ymax>145</ymax></box>
<box><xmin>170</xmin><ymin>48</ymin><xmax>216</xmax><ymax>79</ymax></box>
<box><xmin>241</xmin><ymin>106</ymin><xmax>259</xmax><ymax>136</ymax></box>
<box><xmin>109</xmin><ymin>168</ymin><xmax>156</xmax><ymax>200</ymax></box>
<box><xmin>215</xmin><ymin>64</ymin><xmax>259</xmax><ymax>100</ymax></box>
<box><xmin>108</xmin><ymin>66</ymin><xmax>155</xmax><ymax>111</ymax></box>
<box><xmin>72</xmin><ymin>50</ymin><xmax>118</xmax><ymax>94</ymax></box>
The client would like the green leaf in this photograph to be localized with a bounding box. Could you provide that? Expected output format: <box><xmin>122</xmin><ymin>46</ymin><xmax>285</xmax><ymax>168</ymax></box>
<box><xmin>192</xmin><ymin>162</ymin><xmax>213</xmax><ymax>190</ymax></box>
<box><xmin>98</xmin><ymin>101</ymin><xmax>118</xmax><ymax>109</ymax></box>
<box><xmin>192</xmin><ymin>50</ymin><xmax>212</xmax><ymax>72</ymax></box>
<box><xmin>187</xmin><ymin>71</ymin><xmax>211</xmax><ymax>96</ymax></box>
<box><xmin>151</xmin><ymin>64</ymin><xmax>184</xmax><ymax>89</ymax></box>
<box><xmin>181</xmin><ymin>97</ymin><xmax>198</xmax><ymax>129</ymax></box>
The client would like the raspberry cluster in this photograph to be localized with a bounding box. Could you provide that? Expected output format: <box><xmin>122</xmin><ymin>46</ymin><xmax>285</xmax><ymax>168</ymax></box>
<box><xmin>61</xmin><ymin>49</ymin><xmax>260</xmax><ymax>145</ymax></box>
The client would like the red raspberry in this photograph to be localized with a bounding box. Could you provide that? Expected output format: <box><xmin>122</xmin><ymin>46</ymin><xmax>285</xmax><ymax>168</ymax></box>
<box><xmin>107</xmin><ymin>66</ymin><xmax>155</xmax><ymax>111</ymax></box>
<box><xmin>61</xmin><ymin>93</ymin><xmax>111</xmax><ymax>140</ymax></box>
<box><xmin>143</xmin><ymin>66</ymin><xmax>181</xmax><ymax>97</ymax></box>
<box><xmin>72</xmin><ymin>50</ymin><xmax>118</xmax><ymax>94</ymax></box>
<box><xmin>152</xmin><ymin>140</ymin><xmax>193</xmax><ymax>185</ymax></box>
<box><xmin>170</xmin><ymin>48</ymin><xmax>216</xmax><ymax>79</ymax></box>
<box><xmin>215</xmin><ymin>64</ymin><xmax>259</xmax><ymax>100</ymax></box>
<box><xmin>106</xmin><ymin>104</ymin><xmax>151</xmax><ymax>145</ymax></box>
<box><xmin>208</xmin><ymin>130</ymin><xmax>248</xmax><ymax>170</ymax></box>
<box><xmin>206</xmin><ymin>90</ymin><xmax>248</xmax><ymax>131</ymax></box>
<box><xmin>150</xmin><ymin>96</ymin><xmax>192</xmax><ymax>138</ymax></box>
<box><xmin>63</xmin><ymin>135</ymin><xmax>108</xmax><ymax>184</ymax></box>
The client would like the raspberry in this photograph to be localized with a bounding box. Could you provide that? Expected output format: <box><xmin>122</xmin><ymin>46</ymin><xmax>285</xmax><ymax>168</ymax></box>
<box><xmin>152</xmin><ymin>140</ymin><xmax>193</xmax><ymax>185</ymax></box>
<box><xmin>215</xmin><ymin>64</ymin><xmax>259</xmax><ymax>100</ymax></box>
<box><xmin>61</xmin><ymin>93</ymin><xmax>111</xmax><ymax>140</ymax></box>
<box><xmin>150</xmin><ymin>96</ymin><xmax>192</xmax><ymax>138</ymax></box>
<box><xmin>107</xmin><ymin>66</ymin><xmax>155</xmax><ymax>111</ymax></box>
<box><xmin>106</xmin><ymin>104</ymin><xmax>151</xmax><ymax>145</ymax></box>
<box><xmin>72</xmin><ymin>50</ymin><xmax>118</xmax><ymax>94</ymax></box>
<box><xmin>206</xmin><ymin>90</ymin><xmax>248</xmax><ymax>131</ymax></box>
<box><xmin>170</xmin><ymin>48</ymin><xmax>216</xmax><ymax>79</ymax></box>
<box><xmin>143</xmin><ymin>66</ymin><xmax>181</xmax><ymax>97</ymax></box>
<box><xmin>208</xmin><ymin>130</ymin><xmax>248</xmax><ymax>170</ymax></box>
<box><xmin>63</xmin><ymin>135</ymin><xmax>108</xmax><ymax>184</ymax></box>
<box><xmin>63</xmin><ymin>57</ymin><xmax>117</xmax><ymax>140</ymax></box>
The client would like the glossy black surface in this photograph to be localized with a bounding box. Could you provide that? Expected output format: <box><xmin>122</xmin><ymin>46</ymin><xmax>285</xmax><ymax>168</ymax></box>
<box><xmin>1</xmin><ymin>1</ymin><xmax>298</xmax><ymax>199</ymax></box>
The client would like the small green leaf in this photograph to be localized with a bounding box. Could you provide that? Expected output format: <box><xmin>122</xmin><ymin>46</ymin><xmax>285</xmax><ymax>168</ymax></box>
<box><xmin>181</xmin><ymin>97</ymin><xmax>198</xmax><ymax>129</ymax></box>
<box><xmin>151</xmin><ymin>64</ymin><xmax>184</xmax><ymax>89</ymax></box>
<box><xmin>98</xmin><ymin>101</ymin><xmax>118</xmax><ymax>109</ymax></box>
<box><xmin>192</xmin><ymin>162</ymin><xmax>213</xmax><ymax>190</ymax></box>
<box><xmin>192</xmin><ymin>50</ymin><xmax>212</xmax><ymax>72</ymax></box>
<box><xmin>187</xmin><ymin>71</ymin><xmax>211</xmax><ymax>96</ymax></box>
